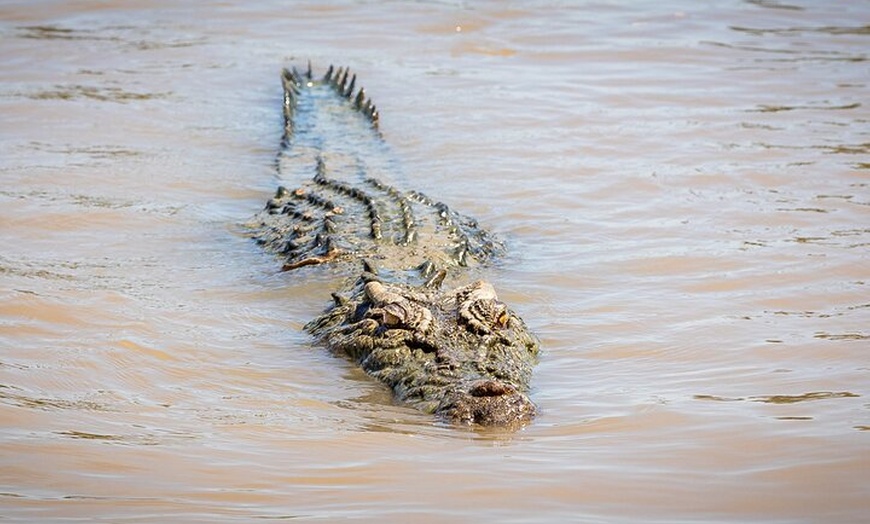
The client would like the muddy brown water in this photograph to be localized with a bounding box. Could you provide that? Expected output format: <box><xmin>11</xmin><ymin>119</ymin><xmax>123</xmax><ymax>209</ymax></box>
<box><xmin>1</xmin><ymin>1</ymin><xmax>868</xmax><ymax>522</ymax></box>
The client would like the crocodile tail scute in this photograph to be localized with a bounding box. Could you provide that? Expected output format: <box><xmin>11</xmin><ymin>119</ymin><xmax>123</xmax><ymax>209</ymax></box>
<box><xmin>324</xmin><ymin>64</ymin><xmax>379</xmax><ymax>130</ymax></box>
<box><xmin>280</xmin><ymin>67</ymin><xmax>300</xmax><ymax>142</ymax></box>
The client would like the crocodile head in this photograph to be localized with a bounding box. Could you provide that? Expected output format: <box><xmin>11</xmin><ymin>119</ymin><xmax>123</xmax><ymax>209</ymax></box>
<box><xmin>305</xmin><ymin>276</ymin><xmax>539</xmax><ymax>427</ymax></box>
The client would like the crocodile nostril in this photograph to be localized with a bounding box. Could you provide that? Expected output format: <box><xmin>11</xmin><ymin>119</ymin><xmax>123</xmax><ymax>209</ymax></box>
<box><xmin>469</xmin><ymin>379</ymin><xmax>512</xmax><ymax>397</ymax></box>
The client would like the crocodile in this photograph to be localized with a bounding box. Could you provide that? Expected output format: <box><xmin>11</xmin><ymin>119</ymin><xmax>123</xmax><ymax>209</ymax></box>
<box><xmin>247</xmin><ymin>64</ymin><xmax>538</xmax><ymax>427</ymax></box>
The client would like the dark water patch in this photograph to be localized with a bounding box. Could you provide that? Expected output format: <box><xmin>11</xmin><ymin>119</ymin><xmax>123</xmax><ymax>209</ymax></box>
<box><xmin>749</xmin><ymin>102</ymin><xmax>861</xmax><ymax>113</ymax></box>
<box><xmin>55</xmin><ymin>430</ymin><xmax>164</xmax><ymax>446</ymax></box>
<box><xmin>0</xmin><ymin>390</ymin><xmax>115</xmax><ymax>412</ymax></box>
<box><xmin>790</xmin><ymin>236</ymin><xmax>830</xmax><ymax>245</ymax></box>
<box><xmin>0</xmin><ymin>258</ymin><xmax>80</xmax><ymax>282</ymax></box>
<box><xmin>821</xmin><ymin>142</ymin><xmax>869</xmax><ymax>155</ymax></box>
<box><xmin>0</xmin><ymin>189</ymin><xmax>182</xmax><ymax>214</ymax></box>
<box><xmin>0</xmin><ymin>255</ymin><xmax>166</xmax><ymax>291</ymax></box>
<box><xmin>753</xmin><ymin>392</ymin><xmax>860</xmax><ymax>404</ymax></box>
<box><xmin>814</xmin><ymin>332</ymin><xmax>869</xmax><ymax>341</ymax></box>
<box><xmin>16</xmin><ymin>24</ymin><xmax>206</xmax><ymax>51</ymax></box>
<box><xmin>744</xmin><ymin>0</ymin><xmax>805</xmax><ymax>11</ymax></box>
<box><xmin>24</xmin><ymin>85</ymin><xmax>171</xmax><ymax>103</ymax></box>
<box><xmin>768</xmin><ymin>309</ymin><xmax>835</xmax><ymax>319</ymax></box>
<box><xmin>731</xmin><ymin>25</ymin><xmax>870</xmax><ymax>36</ymax></box>
<box><xmin>816</xmin><ymin>194</ymin><xmax>853</xmax><ymax>200</ymax></box>
<box><xmin>775</xmin><ymin>207</ymin><xmax>829</xmax><ymax>213</ymax></box>
<box><xmin>130</xmin><ymin>37</ymin><xmax>209</xmax><ymax>51</ymax></box>
<box><xmin>17</xmin><ymin>25</ymin><xmax>122</xmax><ymax>42</ymax></box>
<box><xmin>740</xmin><ymin>141</ymin><xmax>869</xmax><ymax>157</ymax></box>
<box><xmin>24</xmin><ymin>142</ymin><xmax>143</xmax><ymax>159</ymax></box>
<box><xmin>702</xmin><ymin>40</ymin><xmax>865</xmax><ymax>60</ymax></box>
<box><xmin>695</xmin><ymin>391</ymin><xmax>860</xmax><ymax>404</ymax></box>
<box><xmin>756</xmin><ymin>301</ymin><xmax>870</xmax><ymax>322</ymax></box>
<box><xmin>56</xmin><ymin>430</ymin><xmax>126</xmax><ymax>442</ymax></box>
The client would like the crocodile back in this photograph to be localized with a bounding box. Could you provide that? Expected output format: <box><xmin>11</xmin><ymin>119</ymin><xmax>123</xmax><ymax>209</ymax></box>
<box><xmin>249</xmin><ymin>65</ymin><xmax>503</xmax><ymax>281</ymax></box>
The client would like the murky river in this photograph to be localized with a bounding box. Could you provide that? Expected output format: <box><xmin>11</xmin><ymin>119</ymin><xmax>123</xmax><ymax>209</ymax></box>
<box><xmin>1</xmin><ymin>1</ymin><xmax>868</xmax><ymax>522</ymax></box>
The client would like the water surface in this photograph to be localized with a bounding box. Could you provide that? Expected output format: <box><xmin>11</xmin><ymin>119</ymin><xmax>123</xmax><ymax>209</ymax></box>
<box><xmin>1</xmin><ymin>1</ymin><xmax>868</xmax><ymax>522</ymax></box>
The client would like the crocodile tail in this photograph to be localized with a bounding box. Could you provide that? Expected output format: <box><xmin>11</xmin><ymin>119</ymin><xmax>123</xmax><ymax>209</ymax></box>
<box><xmin>280</xmin><ymin>67</ymin><xmax>300</xmax><ymax>143</ymax></box>
<box><xmin>323</xmin><ymin>64</ymin><xmax>379</xmax><ymax>129</ymax></box>
<box><xmin>258</xmin><ymin>63</ymin><xmax>504</xmax><ymax>277</ymax></box>
<box><xmin>282</xmin><ymin>64</ymin><xmax>379</xmax><ymax>135</ymax></box>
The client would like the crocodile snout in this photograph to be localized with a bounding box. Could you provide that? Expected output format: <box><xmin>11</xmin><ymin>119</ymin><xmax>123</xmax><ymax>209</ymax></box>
<box><xmin>445</xmin><ymin>379</ymin><xmax>537</xmax><ymax>427</ymax></box>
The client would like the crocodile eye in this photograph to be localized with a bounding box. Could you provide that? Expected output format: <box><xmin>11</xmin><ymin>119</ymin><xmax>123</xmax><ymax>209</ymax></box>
<box><xmin>364</xmin><ymin>281</ymin><xmax>432</xmax><ymax>332</ymax></box>
<box><xmin>459</xmin><ymin>298</ymin><xmax>507</xmax><ymax>334</ymax></box>
<box><xmin>496</xmin><ymin>308</ymin><xmax>510</xmax><ymax>328</ymax></box>
<box><xmin>455</xmin><ymin>280</ymin><xmax>506</xmax><ymax>335</ymax></box>
<box><xmin>380</xmin><ymin>306</ymin><xmax>403</xmax><ymax>327</ymax></box>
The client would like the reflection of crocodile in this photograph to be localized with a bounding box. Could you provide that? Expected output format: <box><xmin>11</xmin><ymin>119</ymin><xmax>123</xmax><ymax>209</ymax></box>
<box><xmin>247</xmin><ymin>64</ymin><xmax>538</xmax><ymax>426</ymax></box>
